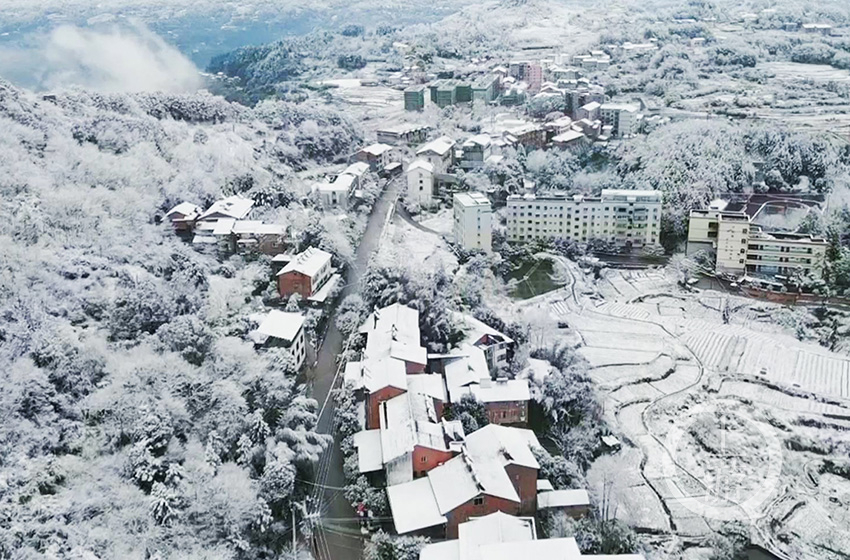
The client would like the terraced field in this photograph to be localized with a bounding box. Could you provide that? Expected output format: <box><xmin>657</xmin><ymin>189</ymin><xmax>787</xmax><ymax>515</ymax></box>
<box><xmin>519</xmin><ymin>263</ymin><xmax>850</xmax><ymax>560</ymax></box>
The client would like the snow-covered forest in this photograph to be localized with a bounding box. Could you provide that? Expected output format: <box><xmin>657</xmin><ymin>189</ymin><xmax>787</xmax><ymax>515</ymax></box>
<box><xmin>0</xmin><ymin>80</ymin><xmax>367</xmax><ymax>557</ymax></box>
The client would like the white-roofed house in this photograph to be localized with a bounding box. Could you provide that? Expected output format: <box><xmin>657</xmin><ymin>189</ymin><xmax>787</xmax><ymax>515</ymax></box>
<box><xmin>415</xmin><ymin>136</ymin><xmax>456</xmax><ymax>174</ymax></box>
<box><xmin>197</xmin><ymin>195</ymin><xmax>255</xmax><ymax>222</ymax></box>
<box><xmin>316</xmin><ymin>174</ymin><xmax>354</xmax><ymax>209</ymax></box>
<box><xmin>250</xmin><ymin>311</ymin><xmax>307</xmax><ymax>370</ymax></box>
<box><xmin>551</xmin><ymin>129</ymin><xmax>589</xmax><ymax>152</ymax></box>
<box><xmin>419</xmin><ymin>511</ymin><xmax>585</xmax><ymax>560</ymax></box>
<box><xmin>537</xmin><ymin>488</ymin><xmax>591</xmax><ymax>519</ymax></box>
<box><xmin>453</xmin><ymin>312</ymin><xmax>515</xmax><ymax>372</ymax></box>
<box><xmin>376</xmin><ymin>123</ymin><xmax>431</xmax><ymax>146</ymax></box>
<box><xmin>359</xmin><ymin>303</ymin><xmax>427</xmax><ymax>373</ymax></box>
<box><xmin>342</xmin><ymin>161</ymin><xmax>370</xmax><ymax>186</ymax></box>
<box><xmin>227</xmin><ymin>220</ymin><xmax>289</xmax><ymax>255</ymax></box>
<box><xmin>164</xmin><ymin>202</ymin><xmax>201</xmax><ymax>232</ymax></box>
<box><xmin>354</xmin><ymin>390</ymin><xmax>465</xmax><ymax>485</ymax></box>
<box><xmin>355</xmin><ymin>143</ymin><xmax>396</xmax><ymax>171</ymax></box>
<box><xmin>276</xmin><ymin>247</ymin><xmax>334</xmax><ymax>300</ymax></box>
<box><xmin>407</xmin><ymin>159</ymin><xmax>436</xmax><ymax>208</ymax></box>
<box><xmin>353</xmin><ymin>303</ymin><xmax>429</xmax><ymax>429</ymax></box>
<box><xmin>436</xmin><ymin>344</ymin><xmax>529</xmax><ymax>426</ymax></box>
<box><xmin>460</xmin><ymin>134</ymin><xmax>492</xmax><ymax>169</ymax></box>
<box><xmin>387</xmin><ymin>424</ymin><xmax>542</xmax><ymax>538</ymax></box>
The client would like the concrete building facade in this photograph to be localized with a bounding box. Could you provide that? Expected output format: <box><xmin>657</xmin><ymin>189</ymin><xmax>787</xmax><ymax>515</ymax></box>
<box><xmin>688</xmin><ymin>206</ymin><xmax>828</xmax><ymax>278</ymax></box>
<box><xmin>506</xmin><ymin>189</ymin><xmax>662</xmax><ymax>249</ymax></box>
<box><xmin>599</xmin><ymin>103</ymin><xmax>640</xmax><ymax>137</ymax></box>
<box><xmin>407</xmin><ymin>159</ymin><xmax>436</xmax><ymax>208</ymax></box>
<box><xmin>404</xmin><ymin>86</ymin><xmax>426</xmax><ymax>111</ymax></box>
<box><xmin>453</xmin><ymin>192</ymin><xmax>492</xmax><ymax>252</ymax></box>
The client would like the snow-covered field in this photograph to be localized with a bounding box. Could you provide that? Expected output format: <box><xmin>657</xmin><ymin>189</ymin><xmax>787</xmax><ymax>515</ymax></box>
<box><xmin>760</xmin><ymin>62</ymin><xmax>850</xmax><ymax>82</ymax></box>
<box><xmin>417</xmin><ymin>207</ymin><xmax>454</xmax><ymax>235</ymax></box>
<box><xmin>513</xmin><ymin>260</ymin><xmax>850</xmax><ymax>559</ymax></box>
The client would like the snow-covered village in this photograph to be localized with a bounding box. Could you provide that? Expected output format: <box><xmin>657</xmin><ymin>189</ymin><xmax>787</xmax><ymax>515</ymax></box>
<box><xmin>2</xmin><ymin>1</ymin><xmax>850</xmax><ymax>560</ymax></box>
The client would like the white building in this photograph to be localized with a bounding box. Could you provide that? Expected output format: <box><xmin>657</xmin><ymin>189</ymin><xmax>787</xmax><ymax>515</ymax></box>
<box><xmin>316</xmin><ymin>174</ymin><xmax>354</xmax><ymax>208</ymax></box>
<box><xmin>599</xmin><ymin>103</ymin><xmax>640</xmax><ymax>137</ymax></box>
<box><xmin>506</xmin><ymin>189</ymin><xmax>662</xmax><ymax>249</ymax></box>
<box><xmin>250</xmin><ymin>311</ymin><xmax>307</xmax><ymax>370</ymax></box>
<box><xmin>687</xmin><ymin>204</ymin><xmax>828</xmax><ymax>278</ymax></box>
<box><xmin>453</xmin><ymin>192</ymin><xmax>492</xmax><ymax>252</ymax></box>
<box><xmin>407</xmin><ymin>159</ymin><xmax>435</xmax><ymax>208</ymax></box>
<box><xmin>415</xmin><ymin>136</ymin><xmax>455</xmax><ymax>174</ymax></box>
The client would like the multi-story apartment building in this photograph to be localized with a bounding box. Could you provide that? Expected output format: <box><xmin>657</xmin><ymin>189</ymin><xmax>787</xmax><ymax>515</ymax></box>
<box><xmin>687</xmin><ymin>206</ymin><xmax>828</xmax><ymax>279</ymax></box>
<box><xmin>453</xmin><ymin>192</ymin><xmax>492</xmax><ymax>252</ymax></box>
<box><xmin>599</xmin><ymin>103</ymin><xmax>640</xmax><ymax>137</ymax></box>
<box><xmin>404</xmin><ymin>86</ymin><xmax>426</xmax><ymax>111</ymax></box>
<box><xmin>747</xmin><ymin>230</ymin><xmax>828</xmax><ymax>278</ymax></box>
<box><xmin>506</xmin><ymin>189</ymin><xmax>662</xmax><ymax>249</ymax></box>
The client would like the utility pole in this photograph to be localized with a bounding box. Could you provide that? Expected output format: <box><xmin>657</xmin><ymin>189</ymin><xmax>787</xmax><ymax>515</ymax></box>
<box><xmin>292</xmin><ymin>504</ymin><xmax>297</xmax><ymax>560</ymax></box>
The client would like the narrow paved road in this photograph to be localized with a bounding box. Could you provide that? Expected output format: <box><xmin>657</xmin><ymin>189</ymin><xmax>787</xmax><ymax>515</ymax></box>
<box><xmin>304</xmin><ymin>176</ymin><xmax>401</xmax><ymax>560</ymax></box>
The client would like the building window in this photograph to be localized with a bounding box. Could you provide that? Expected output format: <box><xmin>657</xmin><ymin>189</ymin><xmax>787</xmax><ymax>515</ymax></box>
<box><xmin>473</xmin><ymin>497</ymin><xmax>484</xmax><ymax>506</ymax></box>
<box><xmin>420</xmin><ymin>456</ymin><xmax>428</xmax><ymax>463</ymax></box>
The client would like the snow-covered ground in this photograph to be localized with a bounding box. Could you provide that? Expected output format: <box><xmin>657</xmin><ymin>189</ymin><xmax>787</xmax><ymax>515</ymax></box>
<box><xmin>374</xmin><ymin>210</ymin><xmax>458</xmax><ymax>270</ymax></box>
<box><xmin>512</xmin><ymin>261</ymin><xmax>850</xmax><ymax>559</ymax></box>
<box><xmin>417</xmin><ymin>207</ymin><xmax>454</xmax><ymax>235</ymax></box>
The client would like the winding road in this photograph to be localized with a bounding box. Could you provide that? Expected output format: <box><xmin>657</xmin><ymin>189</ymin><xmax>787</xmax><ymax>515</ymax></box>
<box><xmin>304</xmin><ymin>176</ymin><xmax>401</xmax><ymax>560</ymax></box>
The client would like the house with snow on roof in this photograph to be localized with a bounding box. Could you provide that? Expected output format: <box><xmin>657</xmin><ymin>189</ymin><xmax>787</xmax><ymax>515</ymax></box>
<box><xmin>353</xmin><ymin>388</ymin><xmax>464</xmax><ymax>485</ymax></box>
<box><xmin>415</xmin><ymin>136</ymin><xmax>455</xmax><ymax>174</ymax></box>
<box><xmin>249</xmin><ymin>310</ymin><xmax>307</xmax><ymax>370</ymax></box>
<box><xmin>537</xmin><ymin>487</ymin><xmax>591</xmax><ymax>519</ymax></box>
<box><xmin>552</xmin><ymin>129</ymin><xmax>589</xmax><ymax>152</ymax></box>
<box><xmin>276</xmin><ymin>247</ymin><xmax>339</xmax><ymax>305</ymax></box>
<box><xmin>453</xmin><ymin>312</ymin><xmax>515</xmax><ymax>371</ymax></box>
<box><xmin>386</xmin><ymin>424</ymin><xmax>541</xmax><ymax>538</ymax></box>
<box><xmin>459</xmin><ymin>134</ymin><xmax>493</xmax><ymax>170</ymax></box>
<box><xmin>434</xmin><ymin>344</ymin><xmax>530</xmax><ymax>426</ymax></box>
<box><xmin>164</xmin><ymin>202</ymin><xmax>201</xmax><ymax>232</ymax></box>
<box><xmin>418</xmin><ymin>510</ymin><xmax>642</xmax><ymax>560</ymax></box>
<box><xmin>407</xmin><ymin>159</ymin><xmax>436</xmax><ymax>208</ymax></box>
<box><xmin>196</xmin><ymin>195</ymin><xmax>254</xmax><ymax>223</ymax></box>
<box><xmin>376</xmin><ymin>123</ymin><xmax>431</xmax><ymax>146</ymax></box>
<box><xmin>345</xmin><ymin>303</ymin><xmax>429</xmax><ymax>428</ymax></box>
<box><xmin>354</xmin><ymin>143</ymin><xmax>395</xmax><ymax>171</ymax></box>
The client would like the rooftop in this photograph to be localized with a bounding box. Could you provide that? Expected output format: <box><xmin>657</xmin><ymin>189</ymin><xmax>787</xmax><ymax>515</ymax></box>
<box><xmin>278</xmin><ymin>247</ymin><xmax>332</xmax><ymax>278</ymax></box>
<box><xmin>360</xmin><ymin>303</ymin><xmax>427</xmax><ymax>366</ymax></box>
<box><xmin>377</xmin><ymin>123</ymin><xmax>430</xmax><ymax>135</ymax></box>
<box><xmin>198</xmin><ymin>195</ymin><xmax>255</xmax><ymax>221</ymax></box>
<box><xmin>420</xmin><ymin>513</ymin><xmax>585</xmax><ymax>560</ymax></box>
<box><xmin>463</xmin><ymin>134</ymin><xmax>492</xmax><ymax>149</ymax></box>
<box><xmin>408</xmin><ymin>159</ymin><xmax>435</xmax><ymax>174</ymax></box>
<box><xmin>416</xmin><ymin>136</ymin><xmax>455</xmax><ymax>157</ymax></box>
<box><xmin>538</xmin><ymin>489</ymin><xmax>591</xmax><ymax>509</ymax></box>
<box><xmin>386</xmin><ymin>477</ymin><xmax>447</xmax><ymax>534</ymax></box>
<box><xmin>601</xmin><ymin>189</ymin><xmax>662</xmax><ymax>201</ymax></box>
<box><xmin>360</xmin><ymin>143</ymin><xmax>394</xmax><ymax>156</ymax></box>
<box><xmin>552</xmin><ymin>130</ymin><xmax>586</xmax><ymax>143</ymax></box>
<box><xmin>255</xmin><ymin>311</ymin><xmax>305</xmax><ymax>343</ymax></box>
<box><xmin>453</xmin><ymin>312</ymin><xmax>514</xmax><ymax>347</ymax></box>
<box><xmin>342</xmin><ymin>161</ymin><xmax>370</xmax><ymax>177</ymax></box>
<box><xmin>454</xmin><ymin>192</ymin><xmax>491</xmax><ymax>208</ymax></box>
<box><xmin>165</xmin><ymin>201</ymin><xmax>201</xmax><ymax>218</ymax></box>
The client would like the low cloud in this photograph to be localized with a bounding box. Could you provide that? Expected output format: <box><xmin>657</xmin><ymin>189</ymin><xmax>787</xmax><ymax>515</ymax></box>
<box><xmin>0</xmin><ymin>22</ymin><xmax>201</xmax><ymax>93</ymax></box>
